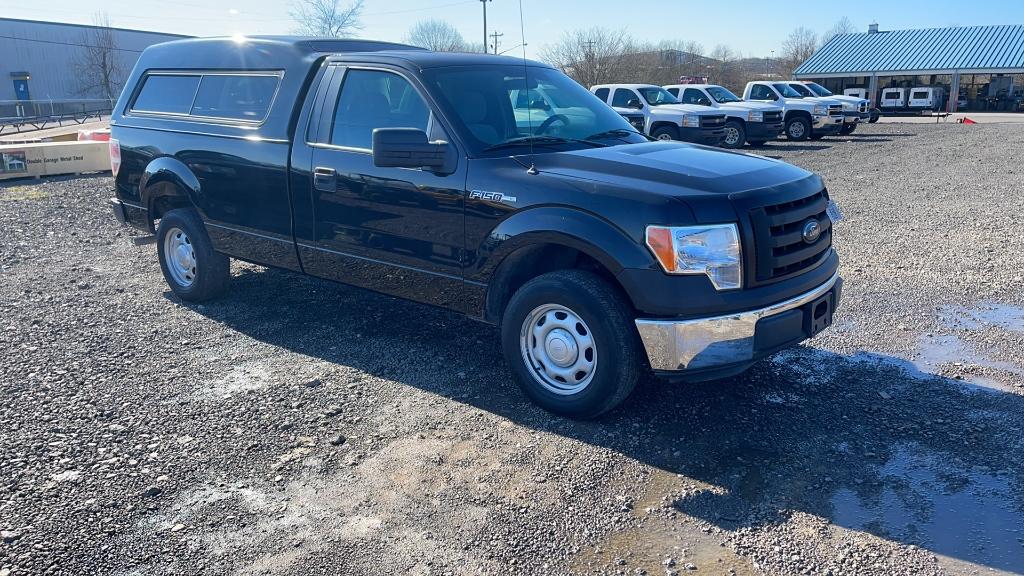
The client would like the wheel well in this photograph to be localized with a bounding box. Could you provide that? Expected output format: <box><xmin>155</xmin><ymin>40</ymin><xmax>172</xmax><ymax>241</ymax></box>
<box><xmin>147</xmin><ymin>182</ymin><xmax>192</xmax><ymax>229</ymax></box>
<box><xmin>649</xmin><ymin>121</ymin><xmax>677</xmax><ymax>134</ymax></box>
<box><xmin>726</xmin><ymin>117</ymin><xmax>744</xmax><ymax>127</ymax></box>
<box><xmin>485</xmin><ymin>243</ymin><xmax>631</xmax><ymax>324</ymax></box>
<box><xmin>785</xmin><ymin>110</ymin><xmax>811</xmax><ymax>122</ymax></box>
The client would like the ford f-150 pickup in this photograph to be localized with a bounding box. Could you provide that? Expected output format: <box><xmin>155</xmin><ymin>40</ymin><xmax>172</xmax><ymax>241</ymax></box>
<box><xmin>109</xmin><ymin>37</ymin><xmax>843</xmax><ymax>418</ymax></box>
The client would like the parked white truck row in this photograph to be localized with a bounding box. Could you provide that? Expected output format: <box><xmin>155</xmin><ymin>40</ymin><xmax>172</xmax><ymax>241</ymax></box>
<box><xmin>584</xmin><ymin>80</ymin><xmax>872</xmax><ymax>148</ymax></box>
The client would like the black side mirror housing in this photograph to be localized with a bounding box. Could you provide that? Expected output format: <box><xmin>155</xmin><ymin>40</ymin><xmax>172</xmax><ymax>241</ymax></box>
<box><xmin>372</xmin><ymin>128</ymin><xmax>449</xmax><ymax>171</ymax></box>
<box><xmin>626</xmin><ymin>98</ymin><xmax>643</xmax><ymax>110</ymax></box>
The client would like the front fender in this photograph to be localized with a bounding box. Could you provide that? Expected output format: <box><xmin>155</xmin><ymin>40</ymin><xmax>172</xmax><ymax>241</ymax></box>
<box><xmin>470</xmin><ymin>206</ymin><xmax>654</xmax><ymax>283</ymax></box>
<box><xmin>138</xmin><ymin>156</ymin><xmax>202</xmax><ymax>216</ymax></box>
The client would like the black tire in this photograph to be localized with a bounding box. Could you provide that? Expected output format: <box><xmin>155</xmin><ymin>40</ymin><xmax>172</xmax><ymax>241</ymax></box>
<box><xmin>839</xmin><ymin>123</ymin><xmax>857</xmax><ymax>135</ymax></box>
<box><xmin>156</xmin><ymin>208</ymin><xmax>230</xmax><ymax>302</ymax></box>
<box><xmin>651</xmin><ymin>125</ymin><xmax>679</xmax><ymax>141</ymax></box>
<box><xmin>869</xmin><ymin>109</ymin><xmax>880</xmax><ymax>123</ymax></box>
<box><xmin>500</xmin><ymin>270</ymin><xmax>643</xmax><ymax>419</ymax></box>
<box><xmin>784</xmin><ymin>116</ymin><xmax>811</xmax><ymax>141</ymax></box>
<box><xmin>722</xmin><ymin>119</ymin><xmax>746</xmax><ymax>149</ymax></box>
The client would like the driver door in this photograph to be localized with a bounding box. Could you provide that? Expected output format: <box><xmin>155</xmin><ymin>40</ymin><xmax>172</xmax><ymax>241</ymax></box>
<box><xmin>301</xmin><ymin>65</ymin><xmax>468</xmax><ymax>310</ymax></box>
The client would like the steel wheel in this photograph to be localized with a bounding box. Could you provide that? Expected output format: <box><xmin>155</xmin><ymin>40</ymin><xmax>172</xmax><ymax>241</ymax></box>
<box><xmin>656</xmin><ymin>133</ymin><xmax>674</xmax><ymax>141</ymax></box>
<box><xmin>788</xmin><ymin>121</ymin><xmax>806</xmax><ymax>139</ymax></box>
<box><xmin>519</xmin><ymin>303</ymin><xmax>597</xmax><ymax>395</ymax></box>
<box><xmin>723</xmin><ymin>125</ymin><xmax>741</xmax><ymax>146</ymax></box>
<box><xmin>163</xmin><ymin>227</ymin><xmax>196</xmax><ymax>287</ymax></box>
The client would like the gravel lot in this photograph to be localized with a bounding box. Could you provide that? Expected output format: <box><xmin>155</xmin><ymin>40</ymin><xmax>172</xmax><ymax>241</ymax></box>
<box><xmin>2</xmin><ymin>122</ymin><xmax>1023</xmax><ymax>576</ymax></box>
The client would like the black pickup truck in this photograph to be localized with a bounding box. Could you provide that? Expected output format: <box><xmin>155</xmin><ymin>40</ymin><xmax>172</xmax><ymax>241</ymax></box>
<box><xmin>109</xmin><ymin>37</ymin><xmax>842</xmax><ymax>418</ymax></box>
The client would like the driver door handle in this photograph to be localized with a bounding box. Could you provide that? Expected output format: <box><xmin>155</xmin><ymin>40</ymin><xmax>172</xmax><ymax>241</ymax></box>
<box><xmin>313</xmin><ymin>167</ymin><xmax>336</xmax><ymax>191</ymax></box>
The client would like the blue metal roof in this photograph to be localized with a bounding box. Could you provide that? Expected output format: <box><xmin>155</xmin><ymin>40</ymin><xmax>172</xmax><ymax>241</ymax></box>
<box><xmin>794</xmin><ymin>25</ymin><xmax>1024</xmax><ymax>77</ymax></box>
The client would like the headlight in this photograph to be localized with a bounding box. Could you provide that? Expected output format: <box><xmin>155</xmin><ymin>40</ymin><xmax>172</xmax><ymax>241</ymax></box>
<box><xmin>747</xmin><ymin>110</ymin><xmax>764</xmax><ymax>122</ymax></box>
<box><xmin>645</xmin><ymin>224</ymin><xmax>742</xmax><ymax>290</ymax></box>
<box><xmin>842</xmin><ymin>102</ymin><xmax>855</xmax><ymax>111</ymax></box>
<box><xmin>812</xmin><ymin>104</ymin><xmax>827</xmax><ymax>115</ymax></box>
<box><xmin>681</xmin><ymin>115</ymin><xmax>700</xmax><ymax>128</ymax></box>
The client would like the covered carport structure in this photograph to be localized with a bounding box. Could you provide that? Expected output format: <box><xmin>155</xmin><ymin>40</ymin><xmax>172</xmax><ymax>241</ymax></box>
<box><xmin>793</xmin><ymin>24</ymin><xmax>1024</xmax><ymax>113</ymax></box>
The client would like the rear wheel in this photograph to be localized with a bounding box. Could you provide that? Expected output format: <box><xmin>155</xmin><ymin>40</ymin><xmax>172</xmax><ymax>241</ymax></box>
<box><xmin>785</xmin><ymin>116</ymin><xmax>811</xmax><ymax>141</ymax></box>
<box><xmin>156</xmin><ymin>208</ymin><xmax>230</xmax><ymax>302</ymax></box>
<box><xmin>840</xmin><ymin>123</ymin><xmax>857</xmax><ymax>135</ymax></box>
<box><xmin>501</xmin><ymin>270</ymin><xmax>642</xmax><ymax>419</ymax></box>
<box><xmin>722</xmin><ymin>119</ymin><xmax>746</xmax><ymax>149</ymax></box>
<box><xmin>651</xmin><ymin>125</ymin><xmax>679</xmax><ymax>141</ymax></box>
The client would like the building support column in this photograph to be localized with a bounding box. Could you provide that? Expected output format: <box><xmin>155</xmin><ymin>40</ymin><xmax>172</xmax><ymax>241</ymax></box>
<box><xmin>949</xmin><ymin>71</ymin><xmax>961</xmax><ymax>113</ymax></box>
<box><xmin>868</xmin><ymin>74</ymin><xmax>879</xmax><ymax>106</ymax></box>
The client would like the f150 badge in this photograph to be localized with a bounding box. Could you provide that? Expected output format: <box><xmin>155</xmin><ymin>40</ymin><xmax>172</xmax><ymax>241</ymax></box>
<box><xmin>470</xmin><ymin>190</ymin><xmax>517</xmax><ymax>204</ymax></box>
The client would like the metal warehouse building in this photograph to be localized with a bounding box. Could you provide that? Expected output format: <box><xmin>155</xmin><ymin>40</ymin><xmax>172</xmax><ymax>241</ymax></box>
<box><xmin>794</xmin><ymin>23</ymin><xmax>1024</xmax><ymax>113</ymax></box>
<box><xmin>1</xmin><ymin>18</ymin><xmax>185</xmax><ymax>117</ymax></box>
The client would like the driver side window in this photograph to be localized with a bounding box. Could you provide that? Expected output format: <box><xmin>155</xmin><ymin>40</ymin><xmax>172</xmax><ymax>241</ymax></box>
<box><xmin>611</xmin><ymin>88</ymin><xmax>640</xmax><ymax>108</ymax></box>
<box><xmin>750</xmin><ymin>85</ymin><xmax>777</xmax><ymax>101</ymax></box>
<box><xmin>682</xmin><ymin>88</ymin><xmax>711</xmax><ymax>106</ymax></box>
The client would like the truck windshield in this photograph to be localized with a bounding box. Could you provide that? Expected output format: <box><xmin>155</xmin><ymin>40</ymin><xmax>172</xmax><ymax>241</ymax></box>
<box><xmin>786</xmin><ymin>83</ymin><xmax>816</xmax><ymax>97</ymax></box>
<box><xmin>423</xmin><ymin>65</ymin><xmax>647</xmax><ymax>156</ymax></box>
<box><xmin>637</xmin><ymin>87</ymin><xmax>680</xmax><ymax>106</ymax></box>
<box><xmin>707</xmin><ymin>86</ymin><xmax>742</xmax><ymax>103</ymax></box>
<box><xmin>804</xmin><ymin>82</ymin><xmax>834</xmax><ymax>97</ymax></box>
<box><xmin>772</xmin><ymin>83</ymin><xmax>805</xmax><ymax>98</ymax></box>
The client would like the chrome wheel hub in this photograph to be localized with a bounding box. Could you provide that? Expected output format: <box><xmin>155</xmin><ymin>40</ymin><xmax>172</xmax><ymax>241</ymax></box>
<box><xmin>164</xmin><ymin>227</ymin><xmax>196</xmax><ymax>287</ymax></box>
<box><xmin>656</xmin><ymin>133</ymin><xmax>673</xmax><ymax>141</ymax></box>
<box><xmin>520</xmin><ymin>304</ymin><xmax>597</xmax><ymax>395</ymax></box>
<box><xmin>789</xmin><ymin>123</ymin><xmax>805</xmax><ymax>138</ymax></box>
<box><xmin>724</xmin><ymin>127</ymin><xmax>740</xmax><ymax>145</ymax></box>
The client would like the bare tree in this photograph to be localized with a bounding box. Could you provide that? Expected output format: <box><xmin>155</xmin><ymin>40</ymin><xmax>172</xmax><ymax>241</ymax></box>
<box><xmin>822</xmin><ymin>16</ymin><xmax>856</xmax><ymax>44</ymax></box>
<box><xmin>538</xmin><ymin>27</ymin><xmax>635</xmax><ymax>87</ymax></box>
<box><xmin>290</xmin><ymin>0</ymin><xmax>364</xmax><ymax>37</ymax></box>
<box><xmin>405</xmin><ymin>19</ymin><xmax>467</xmax><ymax>52</ymax></box>
<box><xmin>779</xmin><ymin>26</ymin><xmax>819</xmax><ymax>78</ymax></box>
<box><xmin>708</xmin><ymin>44</ymin><xmax>744</xmax><ymax>93</ymax></box>
<box><xmin>73</xmin><ymin>12</ymin><xmax>126</xmax><ymax>102</ymax></box>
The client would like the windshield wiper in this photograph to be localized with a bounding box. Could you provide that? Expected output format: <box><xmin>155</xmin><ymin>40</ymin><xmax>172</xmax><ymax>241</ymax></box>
<box><xmin>483</xmin><ymin>136</ymin><xmax>608</xmax><ymax>152</ymax></box>
<box><xmin>585</xmin><ymin>128</ymin><xmax>651</xmax><ymax>142</ymax></box>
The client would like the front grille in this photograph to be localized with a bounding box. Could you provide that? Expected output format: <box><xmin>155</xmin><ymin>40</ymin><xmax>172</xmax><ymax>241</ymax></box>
<box><xmin>748</xmin><ymin>190</ymin><xmax>832</xmax><ymax>284</ymax></box>
<box><xmin>763</xmin><ymin>110</ymin><xmax>783</xmax><ymax>123</ymax></box>
<box><xmin>858</xmin><ymin>102</ymin><xmax>869</xmax><ymax>113</ymax></box>
<box><xmin>828</xmin><ymin>104</ymin><xmax>843</xmax><ymax>117</ymax></box>
<box><xmin>700</xmin><ymin>114</ymin><xmax>727</xmax><ymax>128</ymax></box>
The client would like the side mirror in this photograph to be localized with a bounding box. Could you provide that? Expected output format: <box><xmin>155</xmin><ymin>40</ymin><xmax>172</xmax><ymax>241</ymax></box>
<box><xmin>626</xmin><ymin>98</ymin><xmax>643</xmax><ymax>110</ymax></box>
<box><xmin>372</xmin><ymin>128</ymin><xmax>449</xmax><ymax>170</ymax></box>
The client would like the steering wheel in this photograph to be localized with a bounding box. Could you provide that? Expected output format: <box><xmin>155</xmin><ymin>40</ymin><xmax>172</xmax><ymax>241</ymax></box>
<box><xmin>536</xmin><ymin>114</ymin><xmax>570</xmax><ymax>134</ymax></box>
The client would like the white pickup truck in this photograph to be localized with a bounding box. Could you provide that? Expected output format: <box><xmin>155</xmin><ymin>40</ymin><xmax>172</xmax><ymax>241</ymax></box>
<box><xmin>786</xmin><ymin>81</ymin><xmax>870</xmax><ymax>135</ymax></box>
<box><xmin>663</xmin><ymin>83</ymin><xmax>785</xmax><ymax>148</ymax></box>
<box><xmin>743</xmin><ymin>81</ymin><xmax>844</xmax><ymax>141</ymax></box>
<box><xmin>591</xmin><ymin>84</ymin><xmax>727</xmax><ymax>146</ymax></box>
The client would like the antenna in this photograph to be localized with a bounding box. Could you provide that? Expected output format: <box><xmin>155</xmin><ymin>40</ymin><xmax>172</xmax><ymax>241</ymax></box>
<box><xmin>518</xmin><ymin>0</ymin><xmax>538</xmax><ymax>175</ymax></box>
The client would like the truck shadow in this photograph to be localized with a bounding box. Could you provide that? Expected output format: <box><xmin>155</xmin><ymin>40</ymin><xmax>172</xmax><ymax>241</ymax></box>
<box><xmin>182</xmin><ymin>265</ymin><xmax>1024</xmax><ymax>574</ymax></box>
<box><xmin>752</xmin><ymin>143</ymin><xmax>831</xmax><ymax>153</ymax></box>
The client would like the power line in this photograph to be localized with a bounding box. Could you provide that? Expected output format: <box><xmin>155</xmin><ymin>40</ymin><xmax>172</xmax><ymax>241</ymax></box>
<box><xmin>489</xmin><ymin>30</ymin><xmax>503</xmax><ymax>55</ymax></box>
<box><xmin>0</xmin><ymin>33</ymin><xmax>144</xmax><ymax>52</ymax></box>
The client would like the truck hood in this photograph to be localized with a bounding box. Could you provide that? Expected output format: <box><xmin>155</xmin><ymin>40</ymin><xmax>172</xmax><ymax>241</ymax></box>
<box><xmin>650</xmin><ymin>104</ymin><xmax>723</xmax><ymax>116</ymax></box>
<box><xmin>524</xmin><ymin>141</ymin><xmax>814</xmax><ymax>197</ymax></box>
<box><xmin>826</xmin><ymin>94</ymin><xmax>870</xmax><ymax>106</ymax></box>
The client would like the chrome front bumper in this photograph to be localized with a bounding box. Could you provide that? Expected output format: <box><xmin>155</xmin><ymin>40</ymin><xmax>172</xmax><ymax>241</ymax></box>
<box><xmin>635</xmin><ymin>272</ymin><xmax>841</xmax><ymax>372</ymax></box>
<box><xmin>813</xmin><ymin>115</ymin><xmax>844</xmax><ymax>129</ymax></box>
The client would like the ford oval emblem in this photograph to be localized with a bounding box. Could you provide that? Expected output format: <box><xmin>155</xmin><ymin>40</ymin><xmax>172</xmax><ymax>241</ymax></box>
<box><xmin>801</xmin><ymin>219</ymin><xmax>821</xmax><ymax>244</ymax></box>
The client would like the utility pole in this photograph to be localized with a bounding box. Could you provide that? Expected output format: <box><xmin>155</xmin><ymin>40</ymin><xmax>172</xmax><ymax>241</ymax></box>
<box><xmin>480</xmin><ymin>0</ymin><xmax>492</xmax><ymax>54</ymax></box>
<box><xmin>490</xmin><ymin>31</ymin><xmax>504</xmax><ymax>55</ymax></box>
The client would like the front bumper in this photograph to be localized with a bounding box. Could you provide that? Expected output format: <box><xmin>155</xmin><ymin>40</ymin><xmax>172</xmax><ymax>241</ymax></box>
<box><xmin>812</xmin><ymin>116</ymin><xmax>844</xmax><ymax>135</ymax></box>
<box><xmin>679</xmin><ymin>126</ymin><xmax>726</xmax><ymax>146</ymax></box>
<box><xmin>746</xmin><ymin>121</ymin><xmax>784</xmax><ymax>140</ymax></box>
<box><xmin>634</xmin><ymin>272</ymin><xmax>842</xmax><ymax>373</ymax></box>
<box><xmin>842</xmin><ymin>111</ymin><xmax>861</xmax><ymax>124</ymax></box>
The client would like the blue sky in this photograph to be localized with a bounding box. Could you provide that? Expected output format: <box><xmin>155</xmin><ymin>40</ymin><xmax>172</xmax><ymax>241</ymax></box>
<box><xmin>3</xmin><ymin>0</ymin><xmax>1022</xmax><ymax>58</ymax></box>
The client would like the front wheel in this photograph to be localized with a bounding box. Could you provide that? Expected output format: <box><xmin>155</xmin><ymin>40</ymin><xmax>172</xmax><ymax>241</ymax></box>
<box><xmin>501</xmin><ymin>270</ymin><xmax>643</xmax><ymax>419</ymax></box>
<box><xmin>785</xmin><ymin>116</ymin><xmax>811</xmax><ymax>141</ymax></box>
<box><xmin>156</xmin><ymin>208</ymin><xmax>230</xmax><ymax>302</ymax></box>
<box><xmin>722</xmin><ymin>119</ymin><xmax>746</xmax><ymax>149</ymax></box>
<box><xmin>840</xmin><ymin>123</ymin><xmax>857</xmax><ymax>135</ymax></box>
